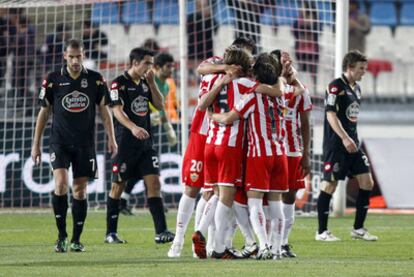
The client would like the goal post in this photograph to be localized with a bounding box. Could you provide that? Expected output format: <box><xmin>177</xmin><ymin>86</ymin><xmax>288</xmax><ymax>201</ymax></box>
<box><xmin>332</xmin><ymin>0</ymin><xmax>349</xmax><ymax>217</ymax></box>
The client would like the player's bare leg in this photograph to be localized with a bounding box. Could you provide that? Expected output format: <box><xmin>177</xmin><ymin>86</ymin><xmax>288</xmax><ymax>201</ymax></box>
<box><xmin>168</xmin><ymin>185</ymin><xmax>201</xmax><ymax>258</ymax></box>
<box><xmin>145</xmin><ymin>174</ymin><xmax>175</xmax><ymax>243</ymax></box>
<box><xmin>352</xmin><ymin>173</ymin><xmax>377</xmax><ymax>241</ymax></box>
<box><xmin>52</xmin><ymin>169</ymin><xmax>69</xmax><ymax>253</ymax></box>
<box><xmin>105</xmin><ymin>181</ymin><xmax>127</xmax><ymax>244</ymax></box>
<box><xmin>267</xmin><ymin>192</ymin><xmax>285</xmax><ymax>259</ymax></box>
<box><xmin>70</xmin><ymin>177</ymin><xmax>88</xmax><ymax>252</ymax></box>
<box><xmin>281</xmin><ymin>189</ymin><xmax>298</xmax><ymax>257</ymax></box>
<box><xmin>316</xmin><ymin>180</ymin><xmax>341</xmax><ymax>242</ymax></box>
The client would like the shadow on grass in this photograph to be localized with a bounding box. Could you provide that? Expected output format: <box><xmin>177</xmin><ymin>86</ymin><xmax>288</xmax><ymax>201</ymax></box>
<box><xmin>2</xmin><ymin>257</ymin><xmax>248</xmax><ymax>267</ymax></box>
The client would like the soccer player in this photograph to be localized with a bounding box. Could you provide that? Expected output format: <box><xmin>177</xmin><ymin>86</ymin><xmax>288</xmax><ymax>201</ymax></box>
<box><xmin>149</xmin><ymin>52</ymin><xmax>177</xmax><ymax>146</ymax></box>
<box><xmin>209</xmin><ymin>54</ymin><xmax>286</xmax><ymax>260</ymax></box>
<box><xmin>196</xmin><ymin>36</ymin><xmax>256</xmax><ymax>76</ymax></box>
<box><xmin>31</xmin><ymin>39</ymin><xmax>117</xmax><ymax>253</ymax></box>
<box><xmin>167</xmin><ymin>72</ymin><xmax>221</xmax><ymax>258</ymax></box>
<box><xmin>271</xmin><ymin>50</ymin><xmax>312</xmax><ymax>257</ymax></box>
<box><xmin>316</xmin><ymin>50</ymin><xmax>378</xmax><ymax>242</ymax></box>
<box><xmin>119</xmin><ymin>52</ymin><xmax>177</xmax><ymax>216</ymax></box>
<box><xmin>185</xmin><ymin>37</ymin><xmax>257</xmax><ymax>258</ymax></box>
<box><xmin>105</xmin><ymin>47</ymin><xmax>174</xmax><ymax>244</ymax></box>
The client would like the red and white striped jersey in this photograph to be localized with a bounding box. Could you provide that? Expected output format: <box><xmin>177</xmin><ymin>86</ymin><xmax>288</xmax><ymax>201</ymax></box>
<box><xmin>190</xmin><ymin>74</ymin><xmax>222</xmax><ymax>135</ymax></box>
<box><xmin>234</xmin><ymin>92</ymin><xmax>285</xmax><ymax>157</ymax></box>
<box><xmin>281</xmin><ymin>87</ymin><xmax>313</xmax><ymax>156</ymax></box>
<box><xmin>206</xmin><ymin>77</ymin><xmax>258</xmax><ymax>148</ymax></box>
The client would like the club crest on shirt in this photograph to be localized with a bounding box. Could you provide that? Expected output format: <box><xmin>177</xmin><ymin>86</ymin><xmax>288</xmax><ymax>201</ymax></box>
<box><xmin>62</xmin><ymin>90</ymin><xmax>90</xmax><ymax>113</ymax></box>
<box><xmin>81</xmin><ymin>78</ymin><xmax>88</xmax><ymax>88</ymax></box>
<box><xmin>142</xmin><ymin>83</ymin><xmax>149</xmax><ymax>93</ymax></box>
<box><xmin>131</xmin><ymin>95</ymin><xmax>148</xmax><ymax>116</ymax></box>
<box><xmin>190</xmin><ymin>173</ymin><xmax>199</xmax><ymax>182</ymax></box>
<box><xmin>346</xmin><ymin>102</ymin><xmax>360</xmax><ymax>123</ymax></box>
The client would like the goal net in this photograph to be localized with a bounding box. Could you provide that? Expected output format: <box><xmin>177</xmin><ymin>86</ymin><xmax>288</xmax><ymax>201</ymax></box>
<box><xmin>0</xmin><ymin>0</ymin><xmax>336</xmax><ymax>211</ymax></box>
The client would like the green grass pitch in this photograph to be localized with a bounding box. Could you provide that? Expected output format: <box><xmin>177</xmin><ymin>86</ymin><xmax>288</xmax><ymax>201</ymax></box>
<box><xmin>0</xmin><ymin>211</ymin><xmax>413</xmax><ymax>276</ymax></box>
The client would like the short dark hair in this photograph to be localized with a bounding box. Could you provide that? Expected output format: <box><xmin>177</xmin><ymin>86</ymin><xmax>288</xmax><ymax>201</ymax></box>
<box><xmin>223</xmin><ymin>46</ymin><xmax>252</xmax><ymax>76</ymax></box>
<box><xmin>154</xmin><ymin>52</ymin><xmax>174</xmax><ymax>67</ymax></box>
<box><xmin>129</xmin><ymin>47</ymin><xmax>155</xmax><ymax>65</ymax></box>
<box><xmin>232</xmin><ymin>36</ymin><xmax>256</xmax><ymax>53</ymax></box>
<box><xmin>64</xmin><ymin>39</ymin><xmax>84</xmax><ymax>51</ymax></box>
<box><xmin>253</xmin><ymin>54</ymin><xmax>281</xmax><ymax>85</ymax></box>
<box><xmin>342</xmin><ymin>50</ymin><xmax>368</xmax><ymax>71</ymax></box>
<box><xmin>255</xmin><ymin>53</ymin><xmax>280</xmax><ymax>76</ymax></box>
<box><xmin>142</xmin><ymin>38</ymin><xmax>160</xmax><ymax>52</ymax></box>
<box><xmin>270</xmin><ymin>49</ymin><xmax>282</xmax><ymax>62</ymax></box>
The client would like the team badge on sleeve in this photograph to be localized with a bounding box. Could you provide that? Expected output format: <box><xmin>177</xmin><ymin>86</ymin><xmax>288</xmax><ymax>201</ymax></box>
<box><xmin>39</xmin><ymin>87</ymin><xmax>46</xmax><ymax>100</ymax></box>
<box><xmin>110</xmin><ymin>82</ymin><xmax>119</xmax><ymax>101</ymax></box>
<box><xmin>327</xmin><ymin>94</ymin><xmax>336</xmax><ymax>106</ymax></box>
<box><xmin>39</xmin><ymin>79</ymin><xmax>47</xmax><ymax>100</ymax></box>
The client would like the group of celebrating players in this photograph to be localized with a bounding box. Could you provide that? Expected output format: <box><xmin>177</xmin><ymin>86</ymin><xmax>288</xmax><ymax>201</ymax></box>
<box><xmin>168</xmin><ymin>37</ymin><xmax>312</xmax><ymax>260</ymax></box>
<box><xmin>31</xmin><ymin>35</ymin><xmax>378</xmax><ymax>258</ymax></box>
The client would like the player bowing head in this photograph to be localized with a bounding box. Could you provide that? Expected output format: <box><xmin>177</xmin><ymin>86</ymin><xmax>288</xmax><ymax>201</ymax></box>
<box><xmin>63</xmin><ymin>39</ymin><xmax>85</xmax><ymax>75</ymax></box>
<box><xmin>129</xmin><ymin>47</ymin><xmax>156</xmax><ymax>78</ymax></box>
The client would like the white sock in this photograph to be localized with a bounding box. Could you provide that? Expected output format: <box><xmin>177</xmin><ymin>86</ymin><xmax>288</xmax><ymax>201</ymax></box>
<box><xmin>283</xmin><ymin>203</ymin><xmax>295</xmax><ymax>245</ymax></box>
<box><xmin>225</xmin><ymin>211</ymin><xmax>237</xmax><ymax>249</ymax></box>
<box><xmin>263</xmin><ymin>205</ymin><xmax>271</xmax><ymax>237</ymax></box>
<box><xmin>194</xmin><ymin>197</ymin><xmax>207</xmax><ymax>230</ymax></box>
<box><xmin>197</xmin><ymin>194</ymin><xmax>218</xmax><ymax>236</ymax></box>
<box><xmin>234</xmin><ymin>202</ymin><xmax>256</xmax><ymax>246</ymax></box>
<box><xmin>206</xmin><ymin>220</ymin><xmax>216</xmax><ymax>253</ymax></box>
<box><xmin>248</xmin><ymin>198</ymin><xmax>269</xmax><ymax>250</ymax></box>
<box><xmin>214</xmin><ymin>201</ymin><xmax>232</xmax><ymax>253</ymax></box>
<box><xmin>173</xmin><ymin>194</ymin><xmax>196</xmax><ymax>244</ymax></box>
<box><xmin>121</xmin><ymin>192</ymin><xmax>130</xmax><ymax>201</ymax></box>
<box><xmin>268</xmin><ymin>200</ymin><xmax>285</xmax><ymax>254</ymax></box>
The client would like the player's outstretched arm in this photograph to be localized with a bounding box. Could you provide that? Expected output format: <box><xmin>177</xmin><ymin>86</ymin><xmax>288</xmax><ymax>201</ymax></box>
<box><xmin>326</xmin><ymin>111</ymin><xmax>358</xmax><ymax>153</ymax></box>
<box><xmin>208</xmin><ymin>109</ymin><xmax>240</xmax><ymax>125</ymax></box>
<box><xmin>98</xmin><ymin>103</ymin><xmax>118</xmax><ymax>158</ymax></box>
<box><xmin>299</xmin><ymin>110</ymin><xmax>311</xmax><ymax>176</ymax></box>
<box><xmin>198</xmin><ymin>74</ymin><xmax>233</xmax><ymax>110</ymax></box>
<box><xmin>255</xmin><ymin>79</ymin><xmax>284</xmax><ymax>97</ymax></box>
<box><xmin>31</xmin><ymin>106</ymin><xmax>51</xmax><ymax>165</ymax></box>
<box><xmin>146</xmin><ymin>70</ymin><xmax>164</xmax><ymax>111</ymax></box>
<box><xmin>112</xmin><ymin>105</ymin><xmax>149</xmax><ymax>140</ymax></box>
<box><xmin>197</xmin><ymin>63</ymin><xmax>241</xmax><ymax>76</ymax></box>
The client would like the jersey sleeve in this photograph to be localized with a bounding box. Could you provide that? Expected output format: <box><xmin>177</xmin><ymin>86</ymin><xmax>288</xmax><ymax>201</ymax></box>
<box><xmin>325</xmin><ymin>80</ymin><xmax>342</xmax><ymax>113</ymax></box>
<box><xmin>199</xmin><ymin>74</ymin><xmax>222</xmax><ymax>98</ymax></box>
<box><xmin>234</xmin><ymin>93</ymin><xmax>256</xmax><ymax>119</ymax></box>
<box><xmin>298</xmin><ymin>88</ymin><xmax>313</xmax><ymax>113</ymax></box>
<box><xmin>38</xmin><ymin>75</ymin><xmax>53</xmax><ymax>107</ymax></box>
<box><xmin>108</xmin><ymin>79</ymin><xmax>124</xmax><ymax>106</ymax></box>
<box><xmin>237</xmin><ymin>78</ymin><xmax>259</xmax><ymax>94</ymax></box>
<box><xmin>96</xmin><ymin>74</ymin><xmax>109</xmax><ymax>105</ymax></box>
